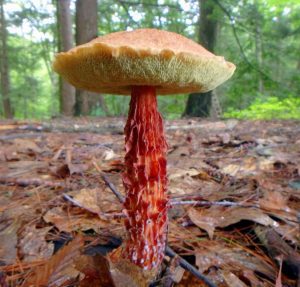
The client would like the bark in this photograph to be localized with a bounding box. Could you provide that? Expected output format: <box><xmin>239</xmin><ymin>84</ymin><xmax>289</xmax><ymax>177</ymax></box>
<box><xmin>184</xmin><ymin>0</ymin><xmax>218</xmax><ymax>118</ymax></box>
<box><xmin>0</xmin><ymin>0</ymin><xmax>13</xmax><ymax>119</ymax></box>
<box><xmin>75</xmin><ymin>0</ymin><xmax>107</xmax><ymax>116</ymax></box>
<box><xmin>57</xmin><ymin>0</ymin><xmax>76</xmax><ymax>116</ymax></box>
<box><xmin>184</xmin><ymin>93</ymin><xmax>211</xmax><ymax>117</ymax></box>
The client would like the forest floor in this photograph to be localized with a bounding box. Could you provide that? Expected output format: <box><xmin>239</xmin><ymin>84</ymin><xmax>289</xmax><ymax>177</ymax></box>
<box><xmin>0</xmin><ymin>118</ymin><xmax>299</xmax><ymax>287</ymax></box>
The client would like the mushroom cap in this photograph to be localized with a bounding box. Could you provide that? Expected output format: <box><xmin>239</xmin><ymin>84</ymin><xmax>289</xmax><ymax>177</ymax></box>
<box><xmin>53</xmin><ymin>28</ymin><xmax>235</xmax><ymax>95</ymax></box>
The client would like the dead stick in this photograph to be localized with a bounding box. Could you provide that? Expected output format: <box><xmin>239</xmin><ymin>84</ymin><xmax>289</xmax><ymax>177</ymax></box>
<box><xmin>100</xmin><ymin>171</ymin><xmax>216</xmax><ymax>287</ymax></box>
<box><xmin>0</xmin><ymin>133</ymin><xmax>44</xmax><ymax>141</ymax></box>
<box><xmin>101</xmin><ymin>174</ymin><xmax>125</xmax><ymax>204</ymax></box>
<box><xmin>0</xmin><ymin>177</ymin><xmax>65</xmax><ymax>188</ymax></box>
<box><xmin>165</xmin><ymin>246</ymin><xmax>217</xmax><ymax>287</ymax></box>
<box><xmin>92</xmin><ymin>160</ymin><xmax>125</xmax><ymax>203</ymax></box>
<box><xmin>170</xmin><ymin>199</ymin><xmax>259</xmax><ymax>208</ymax></box>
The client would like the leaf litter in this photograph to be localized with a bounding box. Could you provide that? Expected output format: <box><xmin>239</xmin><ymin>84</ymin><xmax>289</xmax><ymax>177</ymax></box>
<box><xmin>0</xmin><ymin>118</ymin><xmax>299</xmax><ymax>286</ymax></box>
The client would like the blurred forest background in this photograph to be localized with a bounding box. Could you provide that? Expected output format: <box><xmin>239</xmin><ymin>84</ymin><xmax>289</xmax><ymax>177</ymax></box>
<box><xmin>0</xmin><ymin>0</ymin><xmax>299</xmax><ymax>120</ymax></box>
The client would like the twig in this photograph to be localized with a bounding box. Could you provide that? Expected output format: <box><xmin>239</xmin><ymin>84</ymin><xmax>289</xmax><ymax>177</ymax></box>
<box><xmin>0</xmin><ymin>133</ymin><xmax>45</xmax><ymax>141</ymax></box>
<box><xmin>92</xmin><ymin>160</ymin><xmax>125</xmax><ymax>203</ymax></box>
<box><xmin>63</xmin><ymin>193</ymin><xmax>98</xmax><ymax>215</ymax></box>
<box><xmin>170</xmin><ymin>199</ymin><xmax>259</xmax><ymax>208</ymax></box>
<box><xmin>165</xmin><ymin>246</ymin><xmax>217</xmax><ymax>287</ymax></box>
<box><xmin>0</xmin><ymin>177</ymin><xmax>65</xmax><ymax>188</ymax></box>
<box><xmin>99</xmin><ymin>171</ymin><xmax>216</xmax><ymax>287</ymax></box>
<box><xmin>101</xmin><ymin>174</ymin><xmax>125</xmax><ymax>204</ymax></box>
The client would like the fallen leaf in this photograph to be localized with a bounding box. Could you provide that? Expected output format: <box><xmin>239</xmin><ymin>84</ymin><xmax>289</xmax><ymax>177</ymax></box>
<box><xmin>195</xmin><ymin>240</ymin><xmax>274</xmax><ymax>280</ymax></box>
<box><xmin>74</xmin><ymin>254</ymin><xmax>116</xmax><ymax>287</ymax></box>
<box><xmin>69</xmin><ymin>188</ymin><xmax>120</xmax><ymax>214</ymax></box>
<box><xmin>1</xmin><ymin>161</ymin><xmax>48</xmax><ymax>178</ymax></box>
<box><xmin>188</xmin><ymin>206</ymin><xmax>278</xmax><ymax>239</ymax></box>
<box><xmin>43</xmin><ymin>206</ymin><xmax>110</xmax><ymax>233</ymax></box>
<box><xmin>13</xmin><ymin>138</ymin><xmax>42</xmax><ymax>154</ymax></box>
<box><xmin>18</xmin><ymin>225</ymin><xmax>54</xmax><ymax>262</ymax></box>
<box><xmin>259</xmin><ymin>190</ymin><xmax>291</xmax><ymax>212</ymax></box>
<box><xmin>68</xmin><ymin>163</ymin><xmax>89</xmax><ymax>175</ymax></box>
<box><xmin>221</xmin><ymin>270</ymin><xmax>248</xmax><ymax>287</ymax></box>
<box><xmin>221</xmin><ymin>157</ymin><xmax>275</xmax><ymax>177</ymax></box>
<box><xmin>0</xmin><ymin>218</ymin><xmax>19</xmax><ymax>264</ymax></box>
<box><xmin>168</xmin><ymin>167</ymin><xmax>199</xmax><ymax>181</ymax></box>
<box><xmin>49</xmin><ymin>164</ymin><xmax>70</xmax><ymax>178</ymax></box>
<box><xmin>24</xmin><ymin>236</ymin><xmax>84</xmax><ymax>287</ymax></box>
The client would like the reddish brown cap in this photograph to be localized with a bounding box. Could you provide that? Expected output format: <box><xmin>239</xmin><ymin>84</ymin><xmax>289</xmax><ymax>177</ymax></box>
<box><xmin>53</xmin><ymin>28</ymin><xmax>235</xmax><ymax>95</ymax></box>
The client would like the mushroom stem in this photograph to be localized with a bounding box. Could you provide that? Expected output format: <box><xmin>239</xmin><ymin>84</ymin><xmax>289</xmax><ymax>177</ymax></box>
<box><xmin>122</xmin><ymin>86</ymin><xmax>168</xmax><ymax>270</ymax></box>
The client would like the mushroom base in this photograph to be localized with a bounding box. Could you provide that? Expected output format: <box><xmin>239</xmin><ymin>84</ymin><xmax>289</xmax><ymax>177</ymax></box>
<box><xmin>122</xmin><ymin>86</ymin><xmax>168</xmax><ymax>270</ymax></box>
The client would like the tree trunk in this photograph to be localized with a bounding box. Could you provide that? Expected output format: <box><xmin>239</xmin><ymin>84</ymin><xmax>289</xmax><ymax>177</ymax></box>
<box><xmin>75</xmin><ymin>0</ymin><xmax>103</xmax><ymax>116</ymax></box>
<box><xmin>0</xmin><ymin>0</ymin><xmax>13</xmax><ymax>119</ymax></box>
<box><xmin>184</xmin><ymin>0</ymin><xmax>218</xmax><ymax>118</ymax></box>
<box><xmin>57</xmin><ymin>0</ymin><xmax>76</xmax><ymax>116</ymax></box>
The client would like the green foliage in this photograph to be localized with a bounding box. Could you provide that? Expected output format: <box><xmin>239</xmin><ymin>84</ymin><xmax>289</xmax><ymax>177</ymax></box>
<box><xmin>90</xmin><ymin>94</ymin><xmax>187</xmax><ymax>120</ymax></box>
<box><xmin>8</xmin><ymin>35</ymin><xmax>55</xmax><ymax>119</ymax></box>
<box><xmin>1</xmin><ymin>0</ymin><xmax>299</xmax><ymax>120</ymax></box>
<box><xmin>158</xmin><ymin>95</ymin><xmax>187</xmax><ymax>119</ymax></box>
<box><xmin>224</xmin><ymin>96</ymin><xmax>300</xmax><ymax>119</ymax></box>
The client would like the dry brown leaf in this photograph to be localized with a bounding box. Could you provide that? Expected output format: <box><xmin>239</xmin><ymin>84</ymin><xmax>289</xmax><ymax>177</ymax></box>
<box><xmin>69</xmin><ymin>188</ymin><xmax>121</xmax><ymax>214</ymax></box>
<box><xmin>18</xmin><ymin>225</ymin><xmax>54</xmax><ymax>262</ymax></box>
<box><xmin>195</xmin><ymin>241</ymin><xmax>274</xmax><ymax>280</ymax></box>
<box><xmin>258</xmin><ymin>187</ymin><xmax>298</xmax><ymax>223</ymax></box>
<box><xmin>221</xmin><ymin>270</ymin><xmax>248</xmax><ymax>287</ymax></box>
<box><xmin>13</xmin><ymin>138</ymin><xmax>42</xmax><ymax>154</ymax></box>
<box><xmin>259</xmin><ymin>190</ymin><xmax>291</xmax><ymax>212</ymax></box>
<box><xmin>1</xmin><ymin>161</ymin><xmax>48</xmax><ymax>178</ymax></box>
<box><xmin>221</xmin><ymin>157</ymin><xmax>275</xmax><ymax>177</ymax></box>
<box><xmin>74</xmin><ymin>254</ymin><xmax>116</xmax><ymax>287</ymax></box>
<box><xmin>43</xmin><ymin>206</ymin><xmax>110</xmax><ymax>233</ymax></box>
<box><xmin>49</xmin><ymin>164</ymin><xmax>70</xmax><ymax>178</ymax></box>
<box><xmin>68</xmin><ymin>163</ymin><xmax>89</xmax><ymax>175</ymax></box>
<box><xmin>23</xmin><ymin>236</ymin><xmax>84</xmax><ymax>287</ymax></box>
<box><xmin>274</xmin><ymin>224</ymin><xmax>299</xmax><ymax>244</ymax></box>
<box><xmin>0</xmin><ymin>205</ymin><xmax>36</xmax><ymax>265</ymax></box>
<box><xmin>188</xmin><ymin>206</ymin><xmax>278</xmax><ymax>239</ymax></box>
<box><xmin>0</xmin><ymin>218</ymin><xmax>19</xmax><ymax>264</ymax></box>
<box><xmin>168</xmin><ymin>167</ymin><xmax>199</xmax><ymax>181</ymax></box>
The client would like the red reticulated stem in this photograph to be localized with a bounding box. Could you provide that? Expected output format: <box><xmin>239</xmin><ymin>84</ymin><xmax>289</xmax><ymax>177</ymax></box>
<box><xmin>122</xmin><ymin>86</ymin><xmax>168</xmax><ymax>270</ymax></box>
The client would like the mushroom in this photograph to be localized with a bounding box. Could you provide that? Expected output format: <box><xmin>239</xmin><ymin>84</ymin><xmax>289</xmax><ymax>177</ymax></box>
<box><xmin>53</xmin><ymin>28</ymin><xmax>235</xmax><ymax>270</ymax></box>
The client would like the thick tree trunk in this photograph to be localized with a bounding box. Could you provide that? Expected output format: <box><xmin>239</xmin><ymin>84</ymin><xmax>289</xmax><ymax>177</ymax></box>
<box><xmin>57</xmin><ymin>0</ymin><xmax>76</xmax><ymax>116</ymax></box>
<box><xmin>184</xmin><ymin>0</ymin><xmax>218</xmax><ymax>118</ymax></box>
<box><xmin>185</xmin><ymin>93</ymin><xmax>211</xmax><ymax>117</ymax></box>
<box><xmin>0</xmin><ymin>0</ymin><xmax>13</xmax><ymax>119</ymax></box>
<box><xmin>75</xmin><ymin>0</ymin><xmax>107</xmax><ymax>116</ymax></box>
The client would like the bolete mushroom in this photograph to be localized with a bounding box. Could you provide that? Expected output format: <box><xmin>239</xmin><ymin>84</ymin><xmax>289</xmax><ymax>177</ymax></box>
<box><xmin>53</xmin><ymin>28</ymin><xmax>235</xmax><ymax>270</ymax></box>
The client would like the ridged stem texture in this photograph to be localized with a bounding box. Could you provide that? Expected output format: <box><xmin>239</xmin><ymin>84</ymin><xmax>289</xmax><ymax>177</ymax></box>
<box><xmin>122</xmin><ymin>86</ymin><xmax>168</xmax><ymax>270</ymax></box>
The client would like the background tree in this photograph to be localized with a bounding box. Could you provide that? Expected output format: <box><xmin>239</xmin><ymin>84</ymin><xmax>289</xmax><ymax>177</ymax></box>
<box><xmin>75</xmin><ymin>0</ymin><xmax>108</xmax><ymax>116</ymax></box>
<box><xmin>0</xmin><ymin>0</ymin><xmax>13</xmax><ymax>118</ymax></box>
<box><xmin>184</xmin><ymin>0</ymin><xmax>219</xmax><ymax>117</ymax></box>
<box><xmin>56</xmin><ymin>0</ymin><xmax>75</xmax><ymax>116</ymax></box>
